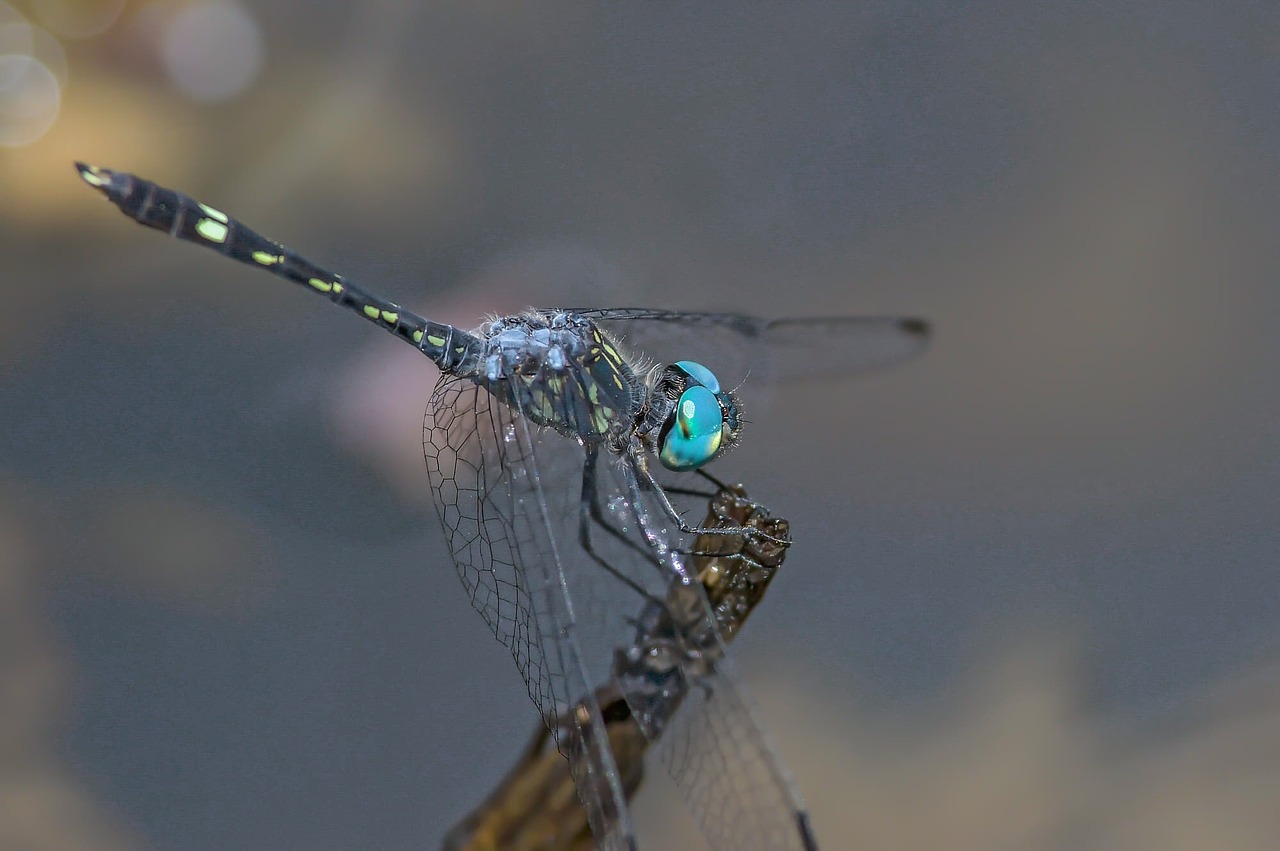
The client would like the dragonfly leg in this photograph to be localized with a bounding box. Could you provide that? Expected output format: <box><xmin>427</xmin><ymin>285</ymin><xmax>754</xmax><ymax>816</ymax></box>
<box><xmin>653</xmin><ymin>468</ymin><xmax>722</xmax><ymax>501</ymax></box>
<box><xmin>692</xmin><ymin>468</ymin><xmax>775</xmax><ymax>516</ymax></box>
<box><xmin>578</xmin><ymin>446</ymin><xmax>665</xmax><ymax>602</ymax></box>
<box><xmin>635</xmin><ymin>459</ymin><xmax>790</xmax><ymax>547</ymax></box>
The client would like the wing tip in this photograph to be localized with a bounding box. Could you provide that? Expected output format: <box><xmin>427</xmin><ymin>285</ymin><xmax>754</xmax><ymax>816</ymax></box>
<box><xmin>899</xmin><ymin>317</ymin><xmax>931</xmax><ymax>339</ymax></box>
<box><xmin>797</xmin><ymin>810</ymin><xmax>820</xmax><ymax>851</ymax></box>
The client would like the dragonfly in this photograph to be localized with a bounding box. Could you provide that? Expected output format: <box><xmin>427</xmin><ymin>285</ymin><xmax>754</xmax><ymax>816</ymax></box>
<box><xmin>76</xmin><ymin>163</ymin><xmax>929</xmax><ymax>850</ymax></box>
<box><xmin>443</xmin><ymin>481</ymin><xmax>792</xmax><ymax>851</ymax></box>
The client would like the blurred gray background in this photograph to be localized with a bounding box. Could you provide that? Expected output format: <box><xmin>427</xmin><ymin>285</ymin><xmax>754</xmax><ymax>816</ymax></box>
<box><xmin>2</xmin><ymin>2</ymin><xmax>1279</xmax><ymax>849</ymax></box>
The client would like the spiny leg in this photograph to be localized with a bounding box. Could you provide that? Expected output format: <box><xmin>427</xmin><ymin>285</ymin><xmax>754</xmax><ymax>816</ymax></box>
<box><xmin>658</xmin><ymin>473</ymin><xmax>781</xmax><ymax>522</ymax></box>
<box><xmin>577</xmin><ymin>445</ymin><xmax>664</xmax><ymax>604</ymax></box>
<box><xmin>615</xmin><ymin>457</ymin><xmax>696</xmax><ymax>586</ymax></box>
<box><xmin>633</xmin><ymin>455</ymin><xmax>789</xmax><ymax>548</ymax></box>
<box><xmin>677</xmin><ymin>469</ymin><xmax>783</xmax><ymax>561</ymax></box>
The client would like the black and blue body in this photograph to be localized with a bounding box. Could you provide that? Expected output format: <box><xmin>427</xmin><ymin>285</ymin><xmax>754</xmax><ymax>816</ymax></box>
<box><xmin>77</xmin><ymin>162</ymin><xmax>927</xmax><ymax>851</ymax></box>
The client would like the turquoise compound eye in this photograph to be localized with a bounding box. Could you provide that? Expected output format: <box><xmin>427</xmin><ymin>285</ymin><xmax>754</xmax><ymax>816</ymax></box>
<box><xmin>673</xmin><ymin>360</ymin><xmax>721</xmax><ymax>393</ymax></box>
<box><xmin>659</xmin><ymin>385</ymin><xmax>724</xmax><ymax>471</ymax></box>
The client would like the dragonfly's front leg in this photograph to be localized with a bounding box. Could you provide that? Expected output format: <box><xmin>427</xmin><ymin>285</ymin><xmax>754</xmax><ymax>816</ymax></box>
<box><xmin>658</xmin><ymin>468</ymin><xmax>727</xmax><ymax>501</ymax></box>
<box><xmin>577</xmin><ymin>445</ymin><xmax>666</xmax><ymax>603</ymax></box>
<box><xmin>632</xmin><ymin>456</ymin><xmax>790</xmax><ymax>548</ymax></box>
<box><xmin>614</xmin><ymin>457</ymin><xmax>733</xmax><ymax>589</ymax></box>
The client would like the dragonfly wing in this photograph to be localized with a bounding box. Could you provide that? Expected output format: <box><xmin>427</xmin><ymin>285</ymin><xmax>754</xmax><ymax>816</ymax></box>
<box><xmin>425</xmin><ymin>363</ymin><xmax>820</xmax><ymax>850</ymax></box>
<box><xmin>654</xmin><ymin>658</ymin><xmax>818</xmax><ymax>851</ymax></box>
<box><xmin>591</xmin><ymin>459</ymin><xmax>819</xmax><ymax>851</ymax></box>
<box><xmin>757</xmin><ymin>315</ymin><xmax>929</xmax><ymax>382</ymax></box>
<box><xmin>561</xmin><ymin>308</ymin><xmax>929</xmax><ymax>387</ymax></box>
<box><xmin>424</xmin><ymin>374</ymin><xmax>639</xmax><ymax>850</ymax></box>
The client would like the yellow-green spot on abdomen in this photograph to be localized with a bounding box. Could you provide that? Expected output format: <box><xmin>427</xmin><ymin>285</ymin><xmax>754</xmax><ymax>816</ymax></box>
<box><xmin>198</xmin><ymin>203</ymin><xmax>228</xmax><ymax>223</ymax></box>
<box><xmin>426</xmin><ymin>334</ymin><xmax>446</xmax><ymax>348</ymax></box>
<box><xmin>79</xmin><ymin>166</ymin><xmax>108</xmax><ymax>188</ymax></box>
<box><xmin>252</xmin><ymin>250</ymin><xmax>281</xmax><ymax>266</ymax></box>
<box><xmin>362</xmin><ymin>305</ymin><xmax>379</xmax><ymax>319</ymax></box>
<box><xmin>196</xmin><ymin>218</ymin><xmax>228</xmax><ymax>243</ymax></box>
<box><xmin>380</xmin><ymin>310</ymin><xmax>398</xmax><ymax>324</ymax></box>
<box><xmin>412</xmin><ymin>329</ymin><xmax>424</xmax><ymax>344</ymax></box>
<box><xmin>333</xmin><ymin>282</ymin><xmax>344</xmax><ymax>294</ymax></box>
<box><xmin>308</xmin><ymin>278</ymin><xmax>332</xmax><ymax>293</ymax></box>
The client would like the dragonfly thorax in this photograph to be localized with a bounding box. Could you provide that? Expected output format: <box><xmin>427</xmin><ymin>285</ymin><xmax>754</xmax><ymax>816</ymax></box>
<box><xmin>476</xmin><ymin>312</ymin><xmax>645</xmax><ymax>442</ymax></box>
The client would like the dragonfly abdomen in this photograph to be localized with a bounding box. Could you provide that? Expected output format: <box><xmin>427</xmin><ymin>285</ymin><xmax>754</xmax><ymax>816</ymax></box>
<box><xmin>76</xmin><ymin>163</ymin><xmax>480</xmax><ymax>374</ymax></box>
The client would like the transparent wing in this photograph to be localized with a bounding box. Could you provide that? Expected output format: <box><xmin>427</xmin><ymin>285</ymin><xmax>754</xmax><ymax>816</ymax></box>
<box><xmin>593</xmin><ymin>459</ymin><xmax>820</xmax><ymax>851</ymax></box>
<box><xmin>655</xmin><ymin>661</ymin><xmax>818</xmax><ymax>851</ymax></box>
<box><xmin>423</xmin><ymin>374</ymin><xmax>638</xmax><ymax>851</ymax></box>
<box><xmin>425</xmin><ymin>365</ymin><xmax>818</xmax><ymax>849</ymax></box>
<box><xmin>557</xmin><ymin>308</ymin><xmax>930</xmax><ymax>388</ymax></box>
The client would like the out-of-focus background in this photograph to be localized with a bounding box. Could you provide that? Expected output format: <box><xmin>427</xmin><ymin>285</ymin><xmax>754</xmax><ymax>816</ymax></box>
<box><xmin>2</xmin><ymin>2</ymin><xmax>1279</xmax><ymax>849</ymax></box>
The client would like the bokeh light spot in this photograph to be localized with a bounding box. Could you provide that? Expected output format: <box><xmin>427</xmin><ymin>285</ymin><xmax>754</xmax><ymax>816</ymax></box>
<box><xmin>0</xmin><ymin>22</ymin><xmax>34</xmax><ymax>67</ymax></box>
<box><xmin>26</xmin><ymin>22</ymin><xmax>67</xmax><ymax>85</ymax></box>
<box><xmin>159</xmin><ymin>0</ymin><xmax>264</xmax><ymax>103</ymax></box>
<box><xmin>0</xmin><ymin>20</ymin><xmax>67</xmax><ymax>86</ymax></box>
<box><xmin>0</xmin><ymin>54</ymin><xmax>60</xmax><ymax>146</ymax></box>
<box><xmin>29</xmin><ymin>0</ymin><xmax>125</xmax><ymax>39</ymax></box>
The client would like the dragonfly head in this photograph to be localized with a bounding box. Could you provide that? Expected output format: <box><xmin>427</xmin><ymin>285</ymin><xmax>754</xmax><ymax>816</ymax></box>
<box><xmin>656</xmin><ymin>360</ymin><xmax>742</xmax><ymax>471</ymax></box>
